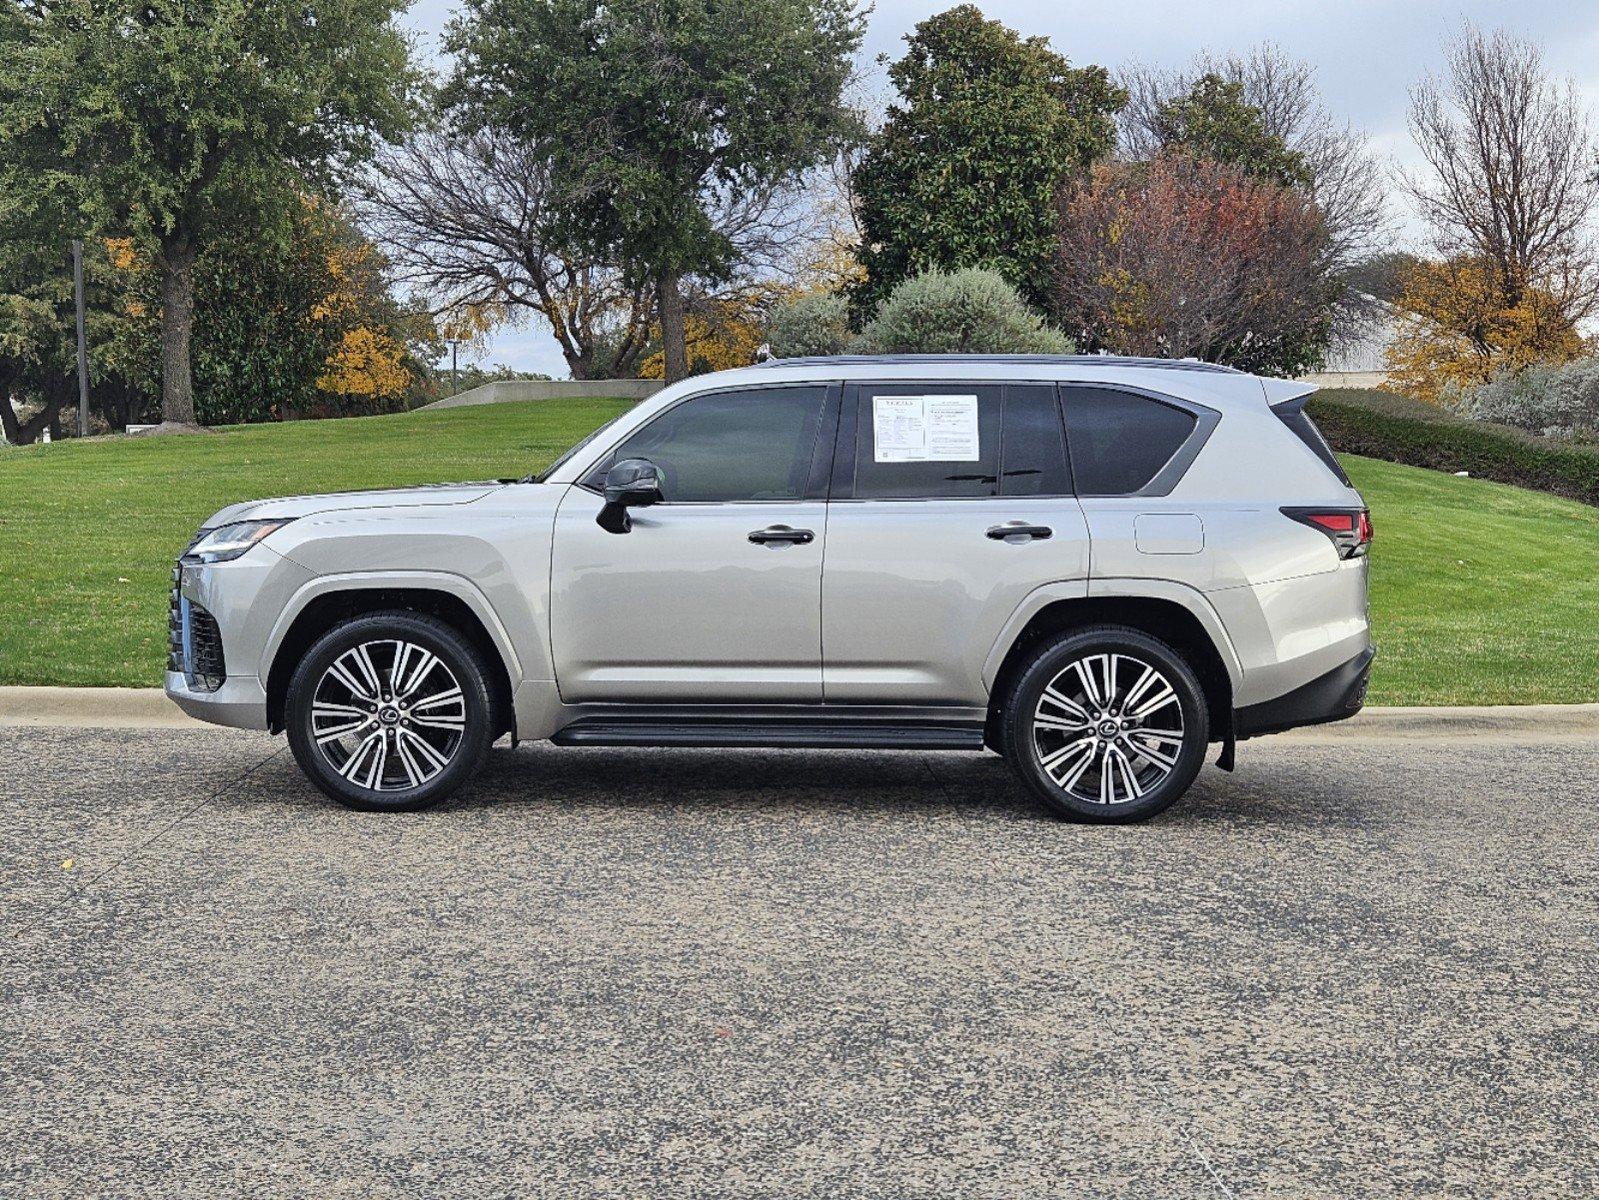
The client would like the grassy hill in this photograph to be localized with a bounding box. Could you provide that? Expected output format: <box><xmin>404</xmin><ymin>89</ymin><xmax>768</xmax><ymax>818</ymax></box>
<box><xmin>2</xmin><ymin>397</ymin><xmax>1596</xmax><ymax>704</ymax></box>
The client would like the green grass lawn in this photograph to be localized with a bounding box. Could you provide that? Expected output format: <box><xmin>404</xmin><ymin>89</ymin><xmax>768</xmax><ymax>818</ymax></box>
<box><xmin>1</xmin><ymin>398</ymin><xmax>1596</xmax><ymax>703</ymax></box>
<box><xmin>1343</xmin><ymin>455</ymin><xmax>1599</xmax><ymax>705</ymax></box>
<box><xmin>0</xmin><ymin>398</ymin><xmax>634</xmax><ymax>688</ymax></box>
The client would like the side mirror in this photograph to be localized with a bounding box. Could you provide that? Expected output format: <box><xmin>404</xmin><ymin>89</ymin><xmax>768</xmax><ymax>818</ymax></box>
<box><xmin>596</xmin><ymin>457</ymin><xmax>665</xmax><ymax>533</ymax></box>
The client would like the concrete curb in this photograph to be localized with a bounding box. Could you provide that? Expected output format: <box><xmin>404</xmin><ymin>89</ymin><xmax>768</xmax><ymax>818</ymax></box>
<box><xmin>2</xmin><ymin>687</ymin><xmax>1598</xmax><ymax>738</ymax></box>
<box><xmin>0</xmin><ymin>687</ymin><xmax>205</xmax><ymax>730</ymax></box>
<box><xmin>1280</xmin><ymin>703</ymin><xmax>1599</xmax><ymax>742</ymax></box>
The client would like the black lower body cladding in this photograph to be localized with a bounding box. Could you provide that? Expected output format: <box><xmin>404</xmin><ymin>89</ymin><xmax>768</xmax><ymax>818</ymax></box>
<box><xmin>1234</xmin><ymin>647</ymin><xmax>1376</xmax><ymax>740</ymax></box>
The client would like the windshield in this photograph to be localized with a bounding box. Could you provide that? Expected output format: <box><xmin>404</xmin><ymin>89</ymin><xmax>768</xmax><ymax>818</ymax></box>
<box><xmin>523</xmin><ymin>415</ymin><xmax>624</xmax><ymax>484</ymax></box>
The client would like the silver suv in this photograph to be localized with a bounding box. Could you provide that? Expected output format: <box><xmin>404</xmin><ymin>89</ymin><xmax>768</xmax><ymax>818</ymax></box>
<box><xmin>167</xmin><ymin>355</ymin><xmax>1372</xmax><ymax>822</ymax></box>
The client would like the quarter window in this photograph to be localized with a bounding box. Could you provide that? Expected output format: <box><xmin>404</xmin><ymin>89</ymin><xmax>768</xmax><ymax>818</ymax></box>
<box><xmin>1061</xmin><ymin>386</ymin><xmax>1197</xmax><ymax>496</ymax></box>
<box><xmin>589</xmin><ymin>386</ymin><xmax>828</xmax><ymax>502</ymax></box>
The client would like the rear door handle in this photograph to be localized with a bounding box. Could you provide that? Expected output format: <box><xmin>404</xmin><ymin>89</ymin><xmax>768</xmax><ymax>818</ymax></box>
<box><xmin>986</xmin><ymin>523</ymin><xmax>1053</xmax><ymax>541</ymax></box>
<box><xmin>749</xmin><ymin>525</ymin><xmax>815</xmax><ymax>545</ymax></box>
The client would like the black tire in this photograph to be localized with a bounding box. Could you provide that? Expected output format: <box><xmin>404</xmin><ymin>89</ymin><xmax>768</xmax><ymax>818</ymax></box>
<box><xmin>285</xmin><ymin>610</ymin><xmax>495</xmax><ymax>812</ymax></box>
<box><xmin>1001</xmin><ymin>625</ymin><xmax>1210</xmax><ymax>823</ymax></box>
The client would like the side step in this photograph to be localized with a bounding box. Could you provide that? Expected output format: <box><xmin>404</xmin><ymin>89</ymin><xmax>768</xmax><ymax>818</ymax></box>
<box><xmin>551</xmin><ymin>717</ymin><xmax>986</xmax><ymax>751</ymax></box>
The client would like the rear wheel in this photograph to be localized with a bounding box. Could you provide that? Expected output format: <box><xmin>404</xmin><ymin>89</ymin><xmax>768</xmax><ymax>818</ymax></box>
<box><xmin>1001</xmin><ymin>626</ymin><xmax>1209</xmax><ymax>823</ymax></box>
<box><xmin>285</xmin><ymin>611</ymin><xmax>494</xmax><ymax>811</ymax></box>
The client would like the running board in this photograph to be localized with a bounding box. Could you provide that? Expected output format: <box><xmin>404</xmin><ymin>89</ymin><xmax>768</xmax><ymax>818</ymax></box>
<box><xmin>551</xmin><ymin>716</ymin><xmax>986</xmax><ymax>751</ymax></box>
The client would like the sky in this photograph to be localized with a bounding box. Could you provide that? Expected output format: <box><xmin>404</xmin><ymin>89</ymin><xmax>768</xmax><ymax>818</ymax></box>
<box><xmin>400</xmin><ymin>0</ymin><xmax>1599</xmax><ymax>377</ymax></box>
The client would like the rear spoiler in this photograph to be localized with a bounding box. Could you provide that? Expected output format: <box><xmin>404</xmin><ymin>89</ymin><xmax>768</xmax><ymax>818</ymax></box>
<box><xmin>1260</xmin><ymin>377</ymin><xmax>1318</xmax><ymax>408</ymax></box>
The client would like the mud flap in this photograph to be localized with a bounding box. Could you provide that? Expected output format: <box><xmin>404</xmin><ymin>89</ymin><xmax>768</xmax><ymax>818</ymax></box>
<box><xmin>1215</xmin><ymin>714</ymin><xmax>1236</xmax><ymax>772</ymax></box>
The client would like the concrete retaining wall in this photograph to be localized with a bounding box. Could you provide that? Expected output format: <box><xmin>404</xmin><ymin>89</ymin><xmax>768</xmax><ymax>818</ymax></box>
<box><xmin>1299</xmin><ymin>371</ymin><xmax>1388</xmax><ymax>390</ymax></box>
<box><xmin>422</xmin><ymin>379</ymin><xmax>664</xmax><ymax>411</ymax></box>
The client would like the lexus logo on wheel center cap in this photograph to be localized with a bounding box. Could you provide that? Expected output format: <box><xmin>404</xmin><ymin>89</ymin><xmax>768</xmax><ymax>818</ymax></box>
<box><xmin>379</xmin><ymin>708</ymin><xmax>400</xmax><ymax>725</ymax></box>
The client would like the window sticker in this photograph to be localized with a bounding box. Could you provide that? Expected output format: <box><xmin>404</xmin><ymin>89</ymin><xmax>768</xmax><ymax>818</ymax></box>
<box><xmin>872</xmin><ymin>394</ymin><xmax>980</xmax><ymax>462</ymax></box>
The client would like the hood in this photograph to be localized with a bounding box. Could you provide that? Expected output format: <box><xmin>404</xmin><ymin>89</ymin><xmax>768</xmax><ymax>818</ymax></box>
<box><xmin>201</xmin><ymin>481</ymin><xmax>509</xmax><ymax>529</ymax></box>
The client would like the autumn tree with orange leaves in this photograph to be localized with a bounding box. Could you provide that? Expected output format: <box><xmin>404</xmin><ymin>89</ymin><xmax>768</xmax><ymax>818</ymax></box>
<box><xmin>1388</xmin><ymin>26</ymin><xmax>1599</xmax><ymax>400</ymax></box>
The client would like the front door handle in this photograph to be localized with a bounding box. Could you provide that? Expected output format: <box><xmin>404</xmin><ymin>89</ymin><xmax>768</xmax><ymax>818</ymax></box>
<box><xmin>749</xmin><ymin>525</ymin><xmax>815</xmax><ymax>545</ymax></box>
<box><xmin>986</xmin><ymin>523</ymin><xmax>1053</xmax><ymax>541</ymax></box>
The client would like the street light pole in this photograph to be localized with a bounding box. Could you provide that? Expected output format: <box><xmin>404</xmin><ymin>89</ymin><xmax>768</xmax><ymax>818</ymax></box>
<box><xmin>72</xmin><ymin>239</ymin><xmax>89</xmax><ymax>438</ymax></box>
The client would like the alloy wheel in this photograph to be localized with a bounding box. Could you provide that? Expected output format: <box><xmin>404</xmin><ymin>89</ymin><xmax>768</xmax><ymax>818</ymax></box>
<box><xmin>309</xmin><ymin>639</ymin><xmax>467</xmax><ymax>792</ymax></box>
<box><xmin>1030</xmin><ymin>652</ymin><xmax>1186</xmax><ymax>806</ymax></box>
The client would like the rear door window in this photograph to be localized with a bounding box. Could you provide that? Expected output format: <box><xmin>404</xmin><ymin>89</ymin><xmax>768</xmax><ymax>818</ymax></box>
<box><xmin>1061</xmin><ymin>386</ymin><xmax>1197</xmax><ymax>496</ymax></box>
<box><xmin>1000</xmin><ymin>384</ymin><xmax>1072</xmax><ymax>496</ymax></box>
<box><xmin>852</xmin><ymin>384</ymin><xmax>1003</xmax><ymax>499</ymax></box>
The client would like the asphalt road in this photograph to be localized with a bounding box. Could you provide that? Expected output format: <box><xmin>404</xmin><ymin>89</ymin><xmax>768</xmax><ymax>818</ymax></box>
<box><xmin>3</xmin><ymin>720</ymin><xmax>1596</xmax><ymax>1198</ymax></box>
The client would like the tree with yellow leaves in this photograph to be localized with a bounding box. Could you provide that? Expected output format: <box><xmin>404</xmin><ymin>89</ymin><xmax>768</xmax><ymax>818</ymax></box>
<box><xmin>639</xmin><ymin>286</ymin><xmax>795</xmax><ymax>380</ymax></box>
<box><xmin>1384</xmin><ymin>257</ymin><xmax>1584</xmax><ymax>403</ymax></box>
<box><xmin>317</xmin><ymin>327</ymin><xmax>411</xmax><ymax>401</ymax></box>
<box><xmin>95</xmin><ymin>197</ymin><xmax>430</xmax><ymax>422</ymax></box>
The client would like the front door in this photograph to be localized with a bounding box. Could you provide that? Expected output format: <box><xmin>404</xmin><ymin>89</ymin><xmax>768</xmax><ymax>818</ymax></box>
<box><xmin>821</xmin><ymin>381</ymin><xmax>1090</xmax><ymax>705</ymax></box>
<box><xmin>550</xmin><ymin>383</ymin><xmax>836</xmax><ymax>703</ymax></box>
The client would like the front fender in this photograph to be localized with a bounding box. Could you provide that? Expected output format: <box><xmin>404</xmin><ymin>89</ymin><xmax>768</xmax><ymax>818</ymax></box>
<box><xmin>260</xmin><ymin>569</ymin><xmax>531</xmax><ymax>688</ymax></box>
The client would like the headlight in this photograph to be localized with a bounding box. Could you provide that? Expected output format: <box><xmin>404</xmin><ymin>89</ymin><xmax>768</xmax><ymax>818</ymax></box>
<box><xmin>188</xmin><ymin>519</ymin><xmax>294</xmax><ymax>563</ymax></box>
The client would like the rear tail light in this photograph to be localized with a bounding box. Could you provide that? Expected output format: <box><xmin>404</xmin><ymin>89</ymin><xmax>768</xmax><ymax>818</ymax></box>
<box><xmin>1282</xmin><ymin>507</ymin><xmax>1372</xmax><ymax>558</ymax></box>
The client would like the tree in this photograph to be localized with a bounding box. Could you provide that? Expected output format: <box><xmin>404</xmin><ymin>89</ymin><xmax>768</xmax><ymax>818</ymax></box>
<box><xmin>0</xmin><ymin>0</ymin><xmax>417</xmax><ymax>428</ymax></box>
<box><xmin>858</xmin><ymin>268</ymin><xmax>1071</xmax><ymax>355</ymax></box>
<box><xmin>1404</xmin><ymin>25</ymin><xmax>1599</xmax><ymax>332</ymax></box>
<box><xmin>444</xmin><ymin>0</ymin><xmax>864</xmax><ymax>383</ymax></box>
<box><xmin>1053</xmin><ymin>154</ymin><xmax>1333</xmax><ymax>376</ymax></box>
<box><xmin>638</xmin><ymin>291</ymin><xmax>773</xmax><ymax>379</ymax></box>
<box><xmin>853</xmin><ymin>5</ymin><xmax>1123</xmax><ymax>313</ymax></box>
<box><xmin>766</xmin><ymin>291</ymin><xmax>853</xmax><ymax>358</ymax></box>
<box><xmin>99</xmin><ymin>198</ymin><xmax>434</xmax><ymax>423</ymax></box>
<box><xmin>0</xmin><ymin>195</ymin><xmax>76</xmax><ymax>444</ymax></box>
<box><xmin>1149</xmin><ymin>74</ymin><xmax>1311</xmax><ymax>188</ymax></box>
<box><xmin>362</xmin><ymin>124</ymin><xmax>654</xmax><ymax>381</ymax></box>
<box><xmin>0</xmin><ymin>179</ymin><xmax>145</xmax><ymax>442</ymax></box>
<box><xmin>1120</xmin><ymin>45</ymin><xmax>1388</xmax><ymax>335</ymax></box>
<box><xmin>1384</xmin><ymin>256</ymin><xmax>1583</xmax><ymax>403</ymax></box>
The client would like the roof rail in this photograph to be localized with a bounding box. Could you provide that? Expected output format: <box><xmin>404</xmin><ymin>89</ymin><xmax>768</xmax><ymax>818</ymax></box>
<box><xmin>750</xmin><ymin>353</ymin><xmax>1245</xmax><ymax>376</ymax></box>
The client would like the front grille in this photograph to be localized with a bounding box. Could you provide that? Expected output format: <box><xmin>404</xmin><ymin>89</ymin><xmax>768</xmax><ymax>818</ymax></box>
<box><xmin>170</xmin><ymin>552</ymin><xmax>226</xmax><ymax>692</ymax></box>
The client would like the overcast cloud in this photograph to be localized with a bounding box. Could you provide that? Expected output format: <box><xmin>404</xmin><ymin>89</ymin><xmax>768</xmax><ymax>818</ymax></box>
<box><xmin>401</xmin><ymin>0</ymin><xmax>1599</xmax><ymax>376</ymax></box>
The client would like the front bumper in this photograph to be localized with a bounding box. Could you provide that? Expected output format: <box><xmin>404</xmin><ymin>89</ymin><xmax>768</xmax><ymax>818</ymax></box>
<box><xmin>162</xmin><ymin>542</ymin><xmax>311</xmax><ymax>732</ymax></box>
<box><xmin>165</xmin><ymin>669</ymin><xmax>269</xmax><ymax>730</ymax></box>
<box><xmin>1234</xmin><ymin>646</ymin><xmax>1375</xmax><ymax>739</ymax></box>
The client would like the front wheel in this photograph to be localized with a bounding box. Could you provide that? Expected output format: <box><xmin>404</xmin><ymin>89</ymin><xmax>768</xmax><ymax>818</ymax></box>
<box><xmin>1001</xmin><ymin>626</ymin><xmax>1210</xmax><ymax>823</ymax></box>
<box><xmin>285</xmin><ymin>611</ymin><xmax>495</xmax><ymax>811</ymax></box>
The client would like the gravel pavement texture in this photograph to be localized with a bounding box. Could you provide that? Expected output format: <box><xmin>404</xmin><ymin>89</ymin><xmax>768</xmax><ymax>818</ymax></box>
<box><xmin>3</xmin><ymin>723</ymin><xmax>1596</xmax><ymax>1197</ymax></box>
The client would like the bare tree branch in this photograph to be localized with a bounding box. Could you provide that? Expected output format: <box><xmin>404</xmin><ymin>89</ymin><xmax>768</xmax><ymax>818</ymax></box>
<box><xmin>357</xmin><ymin>124</ymin><xmax>651</xmax><ymax>379</ymax></box>
<box><xmin>1401</xmin><ymin>23</ymin><xmax>1599</xmax><ymax>325</ymax></box>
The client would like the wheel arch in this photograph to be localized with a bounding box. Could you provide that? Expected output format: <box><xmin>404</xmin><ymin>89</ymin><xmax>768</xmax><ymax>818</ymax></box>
<box><xmin>983</xmin><ymin>585</ymin><xmax>1239</xmax><ymax>748</ymax></box>
<box><xmin>264</xmin><ymin>577</ymin><xmax>520</xmax><ymax>737</ymax></box>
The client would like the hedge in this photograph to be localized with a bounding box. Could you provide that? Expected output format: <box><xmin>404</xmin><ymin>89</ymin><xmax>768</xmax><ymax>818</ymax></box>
<box><xmin>1308</xmin><ymin>388</ymin><xmax>1599</xmax><ymax>508</ymax></box>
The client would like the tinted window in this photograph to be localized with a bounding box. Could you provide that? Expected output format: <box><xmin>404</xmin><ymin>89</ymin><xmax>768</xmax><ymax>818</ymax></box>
<box><xmin>1062</xmin><ymin>387</ymin><xmax>1197</xmax><ymax>495</ymax></box>
<box><xmin>1273</xmin><ymin>396</ymin><xmax>1351</xmax><ymax>485</ymax></box>
<box><xmin>853</xmin><ymin>385</ymin><xmax>1002</xmax><ymax>499</ymax></box>
<box><xmin>1001</xmin><ymin>384</ymin><xmax>1072</xmax><ymax>496</ymax></box>
<box><xmin>595</xmin><ymin>386</ymin><xmax>827</xmax><ymax>502</ymax></box>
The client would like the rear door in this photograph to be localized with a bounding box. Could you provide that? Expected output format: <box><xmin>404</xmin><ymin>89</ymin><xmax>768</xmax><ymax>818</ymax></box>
<box><xmin>820</xmin><ymin>381</ymin><xmax>1090</xmax><ymax>704</ymax></box>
